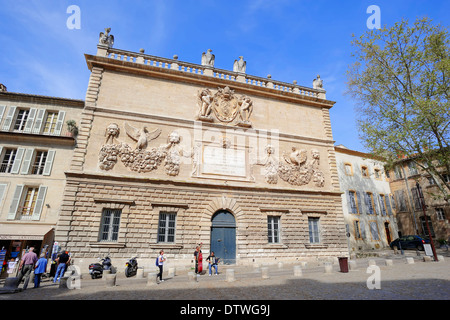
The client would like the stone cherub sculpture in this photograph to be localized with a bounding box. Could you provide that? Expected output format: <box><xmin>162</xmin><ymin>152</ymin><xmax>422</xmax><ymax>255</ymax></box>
<box><xmin>237</xmin><ymin>95</ymin><xmax>253</xmax><ymax>124</ymax></box>
<box><xmin>197</xmin><ymin>88</ymin><xmax>214</xmax><ymax>120</ymax></box>
<box><xmin>313</xmin><ymin>75</ymin><xmax>323</xmax><ymax>90</ymax></box>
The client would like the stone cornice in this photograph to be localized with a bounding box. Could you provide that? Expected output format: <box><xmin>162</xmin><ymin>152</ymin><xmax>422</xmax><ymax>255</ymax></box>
<box><xmin>0</xmin><ymin>91</ymin><xmax>84</xmax><ymax>108</ymax></box>
<box><xmin>0</xmin><ymin>131</ymin><xmax>76</xmax><ymax>146</ymax></box>
<box><xmin>84</xmin><ymin>53</ymin><xmax>336</xmax><ymax>110</ymax></box>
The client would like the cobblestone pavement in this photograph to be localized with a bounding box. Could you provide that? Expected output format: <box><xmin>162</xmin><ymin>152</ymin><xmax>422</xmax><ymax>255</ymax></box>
<box><xmin>1</xmin><ymin>249</ymin><xmax>449</xmax><ymax>301</ymax></box>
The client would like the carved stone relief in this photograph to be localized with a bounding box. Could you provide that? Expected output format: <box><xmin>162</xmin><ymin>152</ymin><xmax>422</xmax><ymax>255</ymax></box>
<box><xmin>98</xmin><ymin>123</ymin><xmax>188</xmax><ymax>176</ymax></box>
<box><xmin>196</xmin><ymin>86</ymin><xmax>254</xmax><ymax>127</ymax></box>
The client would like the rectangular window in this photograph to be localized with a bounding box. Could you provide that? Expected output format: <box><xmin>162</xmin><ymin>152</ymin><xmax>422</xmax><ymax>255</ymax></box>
<box><xmin>395</xmin><ymin>190</ymin><xmax>407</xmax><ymax>212</ymax></box>
<box><xmin>158</xmin><ymin>212</ymin><xmax>176</xmax><ymax>243</ymax></box>
<box><xmin>394</xmin><ymin>166</ymin><xmax>403</xmax><ymax>180</ymax></box>
<box><xmin>13</xmin><ymin>109</ymin><xmax>29</xmax><ymax>132</ymax></box>
<box><xmin>20</xmin><ymin>187</ymin><xmax>39</xmax><ymax>219</ymax></box>
<box><xmin>435</xmin><ymin>208</ymin><xmax>445</xmax><ymax>220</ymax></box>
<box><xmin>365</xmin><ymin>192</ymin><xmax>375</xmax><ymax>215</ymax></box>
<box><xmin>361</xmin><ymin>166</ymin><xmax>369</xmax><ymax>178</ymax></box>
<box><xmin>411</xmin><ymin>187</ymin><xmax>423</xmax><ymax>210</ymax></box>
<box><xmin>100</xmin><ymin>209</ymin><xmax>121</xmax><ymax>242</ymax></box>
<box><xmin>369</xmin><ymin>221</ymin><xmax>380</xmax><ymax>241</ymax></box>
<box><xmin>0</xmin><ymin>149</ymin><xmax>17</xmax><ymax>173</ymax></box>
<box><xmin>308</xmin><ymin>217</ymin><xmax>320</xmax><ymax>243</ymax></box>
<box><xmin>348</xmin><ymin>190</ymin><xmax>360</xmax><ymax>214</ymax></box>
<box><xmin>374</xmin><ymin>168</ymin><xmax>381</xmax><ymax>179</ymax></box>
<box><xmin>407</xmin><ymin>162</ymin><xmax>418</xmax><ymax>176</ymax></box>
<box><xmin>420</xmin><ymin>216</ymin><xmax>435</xmax><ymax>237</ymax></box>
<box><xmin>31</xmin><ymin>151</ymin><xmax>48</xmax><ymax>175</ymax></box>
<box><xmin>344</xmin><ymin>163</ymin><xmax>353</xmax><ymax>176</ymax></box>
<box><xmin>268</xmin><ymin>216</ymin><xmax>280</xmax><ymax>243</ymax></box>
<box><xmin>43</xmin><ymin>111</ymin><xmax>58</xmax><ymax>135</ymax></box>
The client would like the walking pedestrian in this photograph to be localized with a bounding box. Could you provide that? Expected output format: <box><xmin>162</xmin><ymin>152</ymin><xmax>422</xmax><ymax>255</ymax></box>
<box><xmin>33</xmin><ymin>254</ymin><xmax>48</xmax><ymax>288</ymax></box>
<box><xmin>53</xmin><ymin>250</ymin><xmax>71</xmax><ymax>283</ymax></box>
<box><xmin>156</xmin><ymin>250</ymin><xmax>166</xmax><ymax>283</ymax></box>
<box><xmin>16</xmin><ymin>246</ymin><xmax>38</xmax><ymax>290</ymax></box>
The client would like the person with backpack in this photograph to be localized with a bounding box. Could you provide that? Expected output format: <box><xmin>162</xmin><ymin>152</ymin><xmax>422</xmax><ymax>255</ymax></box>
<box><xmin>156</xmin><ymin>250</ymin><xmax>166</xmax><ymax>283</ymax></box>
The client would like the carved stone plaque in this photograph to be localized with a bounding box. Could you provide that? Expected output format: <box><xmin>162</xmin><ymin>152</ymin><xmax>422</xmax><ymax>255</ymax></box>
<box><xmin>202</xmin><ymin>146</ymin><xmax>246</xmax><ymax>177</ymax></box>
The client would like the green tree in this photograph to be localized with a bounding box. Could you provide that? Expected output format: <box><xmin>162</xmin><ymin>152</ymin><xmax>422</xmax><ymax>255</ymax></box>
<box><xmin>347</xmin><ymin>17</ymin><xmax>450</xmax><ymax>202</ymax></box>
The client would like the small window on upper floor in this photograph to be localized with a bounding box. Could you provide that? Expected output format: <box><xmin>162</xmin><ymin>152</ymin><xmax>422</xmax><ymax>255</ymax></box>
<box><xmin>344</xmin><ymin>163</ymin><xmax>353</xmax><ymax>176</ymax></box>
<box><xmin>361</xmin><ymin>166</ymin><xmax>369</xmax><ymax>178</ymax></box>
<box><xmin>13</xmin><ymin>109</ymin><xmax>30</xmax><ymax>132</ymax></box>
<box><xmin>374</xmin><ymin>168</ymin><xmax>381</xmax><ymax>179</ymax></box>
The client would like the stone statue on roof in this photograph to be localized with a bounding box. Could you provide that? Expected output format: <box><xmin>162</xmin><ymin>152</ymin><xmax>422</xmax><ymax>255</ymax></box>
<box><xmin>233</xmin><ymin>56</ymin><xmax>246</xmax><ymax>73</ymax></box>
<box><xmin>201</xmin><ymin>49</ymin><xmax>215</xmax><ymax>67</ymax></box>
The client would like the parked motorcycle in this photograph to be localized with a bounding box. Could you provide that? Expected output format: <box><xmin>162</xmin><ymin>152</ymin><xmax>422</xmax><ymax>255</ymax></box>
<box><xmin>125</xmin><ymin>256</ymin><xmax>138</xmax><ymax>277</ymax></box>
<box><xmin>88</xmin><ymin>256</ymin><xmax>112</xmax><ymax>279</ymax></box>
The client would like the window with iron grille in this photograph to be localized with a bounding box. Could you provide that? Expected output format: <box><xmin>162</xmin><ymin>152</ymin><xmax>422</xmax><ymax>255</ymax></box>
<box><xmin>0</xmin><ymin>149</ymin><xmax>17</xmax><ymax>173</ymax></box>
<box><xmin>267</xmin><ymin>216</ymin><xmax>280</xmax><ymax>243</ymax></box>
<box><xmin>99</xmin><ymin>208</ymin><xmax>121</xmax><ymax>242</ymax></box>
<box><xmin>308</xmin><ymin>217</ymin><xmax>320</xmax><ymax>243</ymax></box>
<box><xmin>158</xmin><ymin>212</ymin><xmax>176</xmax><ymax>243</ymax></box>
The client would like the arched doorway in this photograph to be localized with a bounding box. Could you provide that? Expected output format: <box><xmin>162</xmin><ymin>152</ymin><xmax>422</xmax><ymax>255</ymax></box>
<box><xmin>384</xmin><ymin>222</ymin><xmax>391</xmax><ymax>244</ymax></box>
<box><xmin>210</xmin><ymin>210</ymin><xmax>236</xmax><ymax>265</ymax></box>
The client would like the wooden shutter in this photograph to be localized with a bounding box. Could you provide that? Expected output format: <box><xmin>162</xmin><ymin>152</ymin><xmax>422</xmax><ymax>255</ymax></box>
<box><xmin>23</xmin><ymin>108</ymin><xmax>37</xmax><ymax>133</ymax></box>
<box><xmin>42</xmin><ymin>150</ymin><xmax>55</xmax><ymax>176</ymax></box>
<box><xmin>1</xmin><ymin>106</ymin><xmax>16</xmax><ymax>131</ymax></box>
<box><xmin>0</xmin><ymin>105</ymin><xmax>6</xmax><ymax>126</ymax></box>
<box><xmin>54</xmin><ymin>111</ymin><xmax>65</xmax><ymax>135</ymax></box>
<box><xmin>0</xmin><ymin>183</ymin><xmax>7</xmax><ymax>206</ymax></box>
<box><xmin>32</xmin><ymin>109</ymin><xmax>46</xmax><ymax>134</ymax></box>
<box><xmin>31</xmin><ymin>186</ymin><xmax>47</xmax><ymax>221</ymax></box>
<box><xmin>10</xmin><ymin>148</ymin><xmax>25</xmax><ymax>174</ymax></box>
<box><xmin>21</xmin><ymin>149</ymin><xmax>34</xmax><ymax>174</ymax></box>
<box><xmin>356</xmin><ymin>191</ymin><xmax>363</xmax><ymax>214</ymax></box>
<box><xmin>7</xmin><ymin>184</ymin><xmax>24</xmax><ymax>220</ymax></box>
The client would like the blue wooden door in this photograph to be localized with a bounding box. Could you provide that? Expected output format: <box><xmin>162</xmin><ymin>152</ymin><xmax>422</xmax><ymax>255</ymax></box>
<box><xmin>211</xmin><ymin>210</ymin><xmax>236</xmax><ymax>265</ymax></box>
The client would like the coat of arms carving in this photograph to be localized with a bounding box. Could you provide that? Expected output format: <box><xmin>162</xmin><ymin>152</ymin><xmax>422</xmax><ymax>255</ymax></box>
<box><xmin>196</xmin><ymin>86</ymin><xmax>253</xmax><ymax>127</ymax></box>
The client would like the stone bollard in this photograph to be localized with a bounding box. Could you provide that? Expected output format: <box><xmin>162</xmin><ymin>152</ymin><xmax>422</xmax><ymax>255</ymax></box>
<box><xmin>423</xmin><ymin>256</ymin><xmax>432</xmax><ymax>262</ymax></box>
<box><xmin>436</xmin><ymin>255</ymin><xmax>444</xmax><ymax>262</ymax></box>
<box><xmin>385</xmin><ymin>259</ymin><xmax>394</xmax><ymax>266</ymax></box>
<box><xmin>226</xmin><ymin>269</ymin><xmax>235</xmax><ymax>282</ymax></box>
<box><xmin>406</xmin><ymin>257</ymin><xmax>414</xmax><ymax>264</ymax></box>
<box><xmin>136</xmin><ymin>268</ymin><xmax>145</xmax><ymax>279</ymax></box>
<box><xmin>293</xmin><ymin>265</ymin><xmax>302</xmax><ymax>277</ymax></box>
<box><xmin>168</xmin><ymin>267</ymin><xmax>175</xmax><ymax>278</ymax></box>
<box><xmin>105</xmin><ymin>273</ymin><xmax>117</xmax><ymax>287</ymax></box>
<box><xmin>324</xmin><ymin>263</ymin><xmax>333</xmax><ymax>274</ymax></box>
<box><xmin>278</xmin><ymin>262</ymin><xmax>283</xmax><ymax>269</ymax></box>
<box><xmin>147</xmin><ymin>272</ymin><xmax>158</xmax><ymax>286</ymax></box>
<box><xmin>59</xmin><ymin>276</ymin><xmax>70</xmax><ymax>289</ymax></box>
<box><xmin>0</xmin><ymin>277</ymin><xmax>21</xmax><ymax>293</ymax></box>
<box><xmin>187</xmin><ymin>272</ymin><xmax>197</xmax><ymax>283</ymax></box>
<box><xmin>368</xmin><ymin>259</ymin><xmax>376</xmax><ymax>266</ymax></box>
<box><xmin>348</xmin><ymin>260</ymin><xmax>357</xmax><ymax>271</ymax></box>
<box><xmin>300</xmin><ymin>261</ymin><xmax>307</xmax><ymax>268</ymax></box>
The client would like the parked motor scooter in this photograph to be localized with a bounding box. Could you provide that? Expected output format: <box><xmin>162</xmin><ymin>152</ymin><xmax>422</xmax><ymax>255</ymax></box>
<box><xmin>125</xmin><ymin>256</ymin><xmax>138</xmax><ymax>277</ymax></box>
<box><xmin>88</xmin><ymin>256</ymin><xmax>112</xmax><ymax>279</ymax></box>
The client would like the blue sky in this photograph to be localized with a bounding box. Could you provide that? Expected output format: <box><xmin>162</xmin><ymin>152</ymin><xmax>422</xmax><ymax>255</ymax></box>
<box><xmin>1</xmin><ymin>1</ymin><xmax>449</xmax><ymax>152</ymax></box>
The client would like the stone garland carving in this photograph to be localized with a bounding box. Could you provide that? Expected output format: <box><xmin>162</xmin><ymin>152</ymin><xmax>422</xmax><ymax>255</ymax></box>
<box><xmin>257</xmin><ymin>145</ymin><xmax>325</xmax><ymax>187</ymax></box>
<box><xmin>196</xmin><ymin>86</ymin><xmax>253</xmax><ymax>127</ymax></box>
<box><xmin>98</xmin><ymin>123</ymin><xmax>187</xmax><ymax>176</ymax></box>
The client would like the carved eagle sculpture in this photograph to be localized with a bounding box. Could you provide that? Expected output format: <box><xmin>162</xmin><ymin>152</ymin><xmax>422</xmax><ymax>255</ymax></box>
<box><xmin>124</xmin><ymin>122</ymin><xmax>162</xmax><ymax>150</ymax></box>
<box><xmin>283</xmin><ymin>147</ymin><xmax>307</xmax><ymax>166</ymax></box>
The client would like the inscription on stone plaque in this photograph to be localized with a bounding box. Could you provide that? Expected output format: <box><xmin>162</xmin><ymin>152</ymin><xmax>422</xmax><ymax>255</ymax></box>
<box><xmin>202</xmin><ymin>146</ymin><xmax>246</xmax><ymax>177</ymax></box>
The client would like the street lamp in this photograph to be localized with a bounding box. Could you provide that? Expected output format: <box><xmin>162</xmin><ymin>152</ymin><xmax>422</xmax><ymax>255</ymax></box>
<box><xmin>415</xmin><ymin>182</ymin><xmax>438</xmax><ymax>262</ymax></box>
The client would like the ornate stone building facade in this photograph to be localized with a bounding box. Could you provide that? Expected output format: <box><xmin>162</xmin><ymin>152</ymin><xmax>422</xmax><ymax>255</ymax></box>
<box><xmin>56</xmin><ymin>29</ymin><xmax>348</xmax><ymax>270</ymax></box>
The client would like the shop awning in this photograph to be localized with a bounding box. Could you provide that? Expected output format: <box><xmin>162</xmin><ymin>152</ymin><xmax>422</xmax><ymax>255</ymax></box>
<box><xmin>0</xmin><ymin>224</ymin><xmax>54</xmax><ymax>241</ymax></box>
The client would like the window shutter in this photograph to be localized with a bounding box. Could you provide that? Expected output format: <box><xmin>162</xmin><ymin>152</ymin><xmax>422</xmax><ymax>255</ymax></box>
<box><xmin>43</xmin><ymin>150</ymin><xmax>55</xmax><ymax>176</ymax></box>
<box><xmin>386</xmin><ymin>195</ymin><xmax>392</xmax><ymax>215</ymax></box>
<box><xmin>356</xmin><ymin>191</ymin><xmax>363</xmax><ymax>214</ymax></box>
<box><xmin>360</xmin><ymin>220</ymin><xmax>366</xmax><ymax>239</ymax></box>
<box><xmin>373</xmin><ymin>193</ymin><xmax>379</xmax><ymax>215</ymax></box>
<box><xmin>31</xmin><ymin>186</ymin><xmax>47</xmax><ymax>221</ymax></box>
<box><xmin>54</xmin><ymin>111</ymin><xmax>66</xmax><ymax>135</ymax></box>
<box><xmin>23</xmin><ymin>108</ymin><xmax>37</xmax><ymax>133</ymax></box>
<box><xmin>0</xmin><ymin>105</ymin><xmax>6</xmax><ymax>125</ymax></box>
<box><xmin>10</xmin><ymin>148</ymin><xmax>25</xmax><ymax>174</ymax></box>
<box><xmin>8</xmin><ymin>184</ymin><xmax>24</xmax><ymax>220</ymax></box>
<box><xmin>346</xmin><ymin>191</ymin><xmax>353</xmax><ymax>214</ymax></box>
<box><xmin>20</xmin><ymin>149</ymin><xmax>34</xmax><ymax>174</ymax></box>
<box><xmin>32</xmin><ymin>109</ymin><xmax>46</xmax><ymax>134</ymax></box>
<box><xmin>2</xmin><ymin>106</ymin><xmax>16</xmax><ymax>131</ymax></box>
<box><xmin>0</xmin><ymin>183</ymin><xmax>7</xmax><ymax>206</ymax></box>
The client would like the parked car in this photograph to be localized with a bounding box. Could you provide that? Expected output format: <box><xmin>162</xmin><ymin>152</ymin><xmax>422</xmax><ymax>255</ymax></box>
<box><xmin>390</xmin><ymin>235</ymin><xmax>430</xmax><ymax>251</ymax></box>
